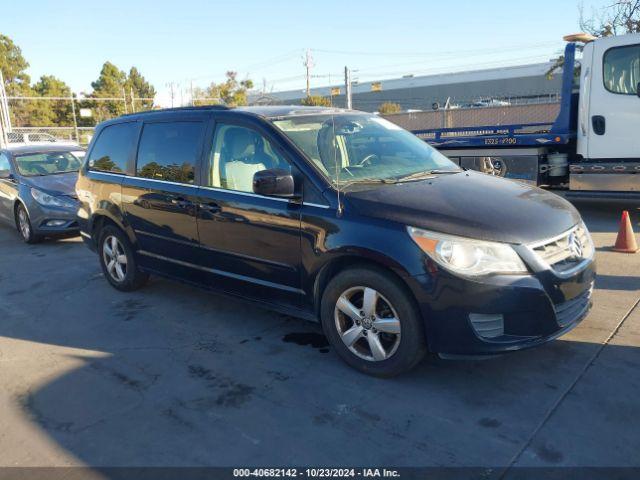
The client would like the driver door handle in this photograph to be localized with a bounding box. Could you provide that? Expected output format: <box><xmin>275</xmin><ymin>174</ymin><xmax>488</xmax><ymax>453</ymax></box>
<box><xmin>592</xmin><ymin>115</ymin><xmax>605</xmax><ymax>135</ymax></box>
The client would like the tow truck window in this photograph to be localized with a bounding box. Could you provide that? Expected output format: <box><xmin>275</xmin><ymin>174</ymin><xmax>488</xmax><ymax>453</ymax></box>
<box><xmin>603</xmin><ymin>44</ymin><xmax>640</xmax><ymax>95</ymax></box>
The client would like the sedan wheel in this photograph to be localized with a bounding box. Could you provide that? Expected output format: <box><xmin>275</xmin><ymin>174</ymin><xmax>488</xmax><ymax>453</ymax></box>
<box><xmin>16</xmin><ymin>204</ymin><xmax>40</xmax><ymax>244</ymax></box>
<box><xmin>334</xmin><ymin>286</ymin><xmax>401</xmax><ymax>362</ymax></box>
<box><xmin>17</xmin><ymin>207</ymin><xmax>31</xmax><ymax>240</ymax></box>
<box><xmin>102</xmin><ymin>235</ymin><xmax>128</xmax><ymax>283</ymax></box>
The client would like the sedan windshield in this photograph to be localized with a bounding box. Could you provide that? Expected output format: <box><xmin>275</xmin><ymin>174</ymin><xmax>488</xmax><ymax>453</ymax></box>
<box><xmin>14</xmin><ymin>152</ymin><xmax>82</xmax><ymax>177</ymax></box>
<box><xmin>272</xmin><ymin>113</ymin><xmax>460</xmax><ymax>186</ymax></box>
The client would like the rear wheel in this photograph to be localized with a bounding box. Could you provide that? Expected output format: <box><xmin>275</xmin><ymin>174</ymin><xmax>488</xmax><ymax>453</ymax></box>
<box><xmin>98</xmin><ymin>225</ymin><xmax>149</xmax><ymax>291</ymax></box>
<box><xmin>321</xmin><ymin>266</ymin><xmax>426</xmax><ymax>377</ymax></box>
<box><xmin>15</xmin><ymin>204</ymin><xmax>41</xmax><ymax>244</ymax></box>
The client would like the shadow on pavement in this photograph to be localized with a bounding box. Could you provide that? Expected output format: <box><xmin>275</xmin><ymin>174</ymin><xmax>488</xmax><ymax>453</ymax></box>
<box><xmin>0</xmin><ymin>201</ymin><xmax>638</xmax><ymax>472</ymax></box>
<box><xmin>595</xmin><ymin>274</ymin><xmax>640</xmax><ymax>291</ymax></box>
<box><xmin>0</xmin><ymin>272</ymin><xmax>638</xmax><ymax>469</ymax></box>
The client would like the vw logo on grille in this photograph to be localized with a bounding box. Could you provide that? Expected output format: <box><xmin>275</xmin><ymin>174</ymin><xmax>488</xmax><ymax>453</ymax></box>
<box><xmin>568</xmin><ymin>231</ymin><xmax>584</xmax><ymax>259</ymax></box>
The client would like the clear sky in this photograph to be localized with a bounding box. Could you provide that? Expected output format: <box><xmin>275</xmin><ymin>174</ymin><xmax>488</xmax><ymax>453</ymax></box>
<box><xmin>4</xmin><ymin>0</ymin><xmax>613</xmax><ymax>105</ymax></box>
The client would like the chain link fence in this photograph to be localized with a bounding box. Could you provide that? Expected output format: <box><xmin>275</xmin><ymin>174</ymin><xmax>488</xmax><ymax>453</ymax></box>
<box><xmin>8</xmin><ymin>127</ymin><xmax>96</xmax><ymax>146</ymax></box>
<box><xmin>0</xmin><ymin>93</ymin><xmax>155</xmax><ymax>148</ymax></box>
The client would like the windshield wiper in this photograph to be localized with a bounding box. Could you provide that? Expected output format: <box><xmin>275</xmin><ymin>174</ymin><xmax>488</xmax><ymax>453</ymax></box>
<box><xmin>396</xmin><ymin>169</ymin><xmax>461</xmax><ymax>182</ymax></box>
<box><xmin>339</xmin><ymin>178</ymin><xmax>397</xmax><ymax>189</ymax></box>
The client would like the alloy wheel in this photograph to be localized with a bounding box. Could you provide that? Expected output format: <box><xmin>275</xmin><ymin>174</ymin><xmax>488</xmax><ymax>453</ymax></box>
<box><xmin>17</xmin><ymin>207</ymin><xmax>31</xmax><ymax>241</ymax></box>
<box><xmin>334</xmin><ymin>286</ymin><xmax>401</xmax><ymax>362</ymax></box>
<box><xmin>102</xmin><ymin>235</ymin><xmax>128</xmax><ymax>282</ymax></box>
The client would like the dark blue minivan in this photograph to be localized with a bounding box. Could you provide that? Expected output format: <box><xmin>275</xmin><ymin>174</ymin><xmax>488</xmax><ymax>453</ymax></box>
<box><xmin>76</xmin><ymin>106</ymin><xmax>595</xmax><ymax>377</ymax></box>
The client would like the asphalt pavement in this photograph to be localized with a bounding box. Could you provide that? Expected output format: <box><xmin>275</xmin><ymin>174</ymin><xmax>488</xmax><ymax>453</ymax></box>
<box><xmin>0</xmin><ymin>201</ymin><xmax>638</xmax><ymax>475</ymax></box>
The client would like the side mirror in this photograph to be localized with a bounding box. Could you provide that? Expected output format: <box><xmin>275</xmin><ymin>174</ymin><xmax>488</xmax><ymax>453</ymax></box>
<box><xmin>0</xmin><ymin>169</ymin><xmax>12</xmax><ymax>180</ymax></box>
<box><xmin>253</xmin><ymin>168</ymin><xmax>296</xmax><ymax>198</ymax></box>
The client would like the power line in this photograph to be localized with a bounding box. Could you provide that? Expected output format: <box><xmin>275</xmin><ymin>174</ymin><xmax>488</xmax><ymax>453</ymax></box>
<box><xmin>180</xmin><ymin>49</ymin><xmax>302</xmax><ymax>83</ymax></box>
<box><xmin>352</xmin><ymin>54</ymin><xmax>556</xmax><ymax>79</ymax></box>
<box><xmin>311</xmin><ymin>41</ymin><xmax>560</xmax><ymax>58</ymax></box>
<box><xmin>351</xmin><ymin>49</ymin><xmax>561</xmax><ymax>75</ymax></box>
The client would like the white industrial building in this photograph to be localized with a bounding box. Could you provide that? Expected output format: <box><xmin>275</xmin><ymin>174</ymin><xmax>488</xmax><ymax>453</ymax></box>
<box><xmin>249</xmin><ymin>61</ymin><xmax>562</xmax><ymax>112</ymax></box>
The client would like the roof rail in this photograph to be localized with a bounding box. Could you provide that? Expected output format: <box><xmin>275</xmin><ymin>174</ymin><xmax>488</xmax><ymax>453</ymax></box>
<box><xmin>119</xmin><ymin>105</ymin><xmax>230</xmax><ymax>118</ymax></box>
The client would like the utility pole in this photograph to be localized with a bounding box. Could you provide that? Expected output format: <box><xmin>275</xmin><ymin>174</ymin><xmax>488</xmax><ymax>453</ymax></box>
<box><xmin>190</xmin><ymin>80</ymin><xmax>194</xmax><ymax>106</ymax></box>
<box><xmin>167</xmin><ymin>82</ymin><xmax>176</xmax><ymax>108</ymax></box>
<box><xmin>122</xmin><ymin>86</ymin><xmax>128</xmax><ymax>114</ymax></box>
<box><xmin>0</xmin><ymin>70</ymin><xmax>10</xmax><ymax>148</ymax></box>
<box><xmin>344</xmin><ymin>66</ymin><xmax>352</xmax><ymax>110</ymax></box>
<box><xmin>70</xmin><ymin>94</ymin><xmax>79</xmax><ymax>142</ymax></box>
<box><xmin>130</xmin><ymin>87</ymin><xmax>136</xmax><ymax>113</ymax></box>
<box><xmin>303</xmin><ymin>49</ymin><xmax>314</xmax><ymax>97</ymax></box>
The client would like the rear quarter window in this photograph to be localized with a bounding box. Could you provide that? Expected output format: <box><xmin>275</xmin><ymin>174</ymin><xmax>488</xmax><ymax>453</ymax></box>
<box><xmin>87</xmin><ymin>122</ymin><xmax>138</xmax><ymax>173</ymax></box>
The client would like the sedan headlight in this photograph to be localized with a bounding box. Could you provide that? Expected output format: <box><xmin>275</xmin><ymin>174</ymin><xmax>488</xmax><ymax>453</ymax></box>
<box><xmin>30</xmin><ymin>188</ymin><xmax>76</xmax><ymax>208</ymax></box>
<box><xmin>407</xmin><ymin>226</ymin><xmax>528</xmax><ymax>276</ymax></box>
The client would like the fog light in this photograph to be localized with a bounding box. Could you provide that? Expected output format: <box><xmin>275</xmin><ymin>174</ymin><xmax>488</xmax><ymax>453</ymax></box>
<box><xmin>45</xmin><ymin>220</ymin><xmax>67</xmax><ymax>227</ymax></box>
<box><xmin>469</xmin><ymin>313</ymin><xmax>504</xmax><ymax>339</ymax></box>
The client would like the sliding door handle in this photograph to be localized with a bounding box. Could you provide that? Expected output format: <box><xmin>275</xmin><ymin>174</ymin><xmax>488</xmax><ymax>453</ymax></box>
<box><xmin>198</xmin><ymin>202</ymin><xmax>221</xmax><ymax>213</ymax></box>
<box><xmin>170</xmin><ymin>198</ymin><xmax>191</xmax><ymax>206</ymax></box>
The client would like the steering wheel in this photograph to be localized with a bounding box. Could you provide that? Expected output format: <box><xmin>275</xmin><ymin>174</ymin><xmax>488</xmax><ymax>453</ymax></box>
<box><xmin>357</xmin><ymin>153</ymin><xmax>380</xmax><ymax>167</ymax></box>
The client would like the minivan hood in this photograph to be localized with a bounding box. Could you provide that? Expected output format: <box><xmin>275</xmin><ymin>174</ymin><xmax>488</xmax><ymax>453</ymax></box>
<box><xmin>21</xmin><ymin>171</ymin><xmax>78</xmax><ymax>197</ymax></box>
<box><xmin>345</xmin><ymin>171</ymin><xmax>581</xmax><ymax>245</ymax></box>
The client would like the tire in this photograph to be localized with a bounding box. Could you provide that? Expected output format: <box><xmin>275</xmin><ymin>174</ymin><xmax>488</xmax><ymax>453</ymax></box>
<box><xmin>15</xmin><ymin>204</ymin><xmax>41</xmax><ymax>244</ymax></box>
<box><xmin>97</xmin><ymin>225</ymin><xmax>149</xmax><ymax>292</ymax></box>
<box><xmin>321</xmin><ymin>266</ymin><xmax>427</xmax><ymax>377</ymax></box>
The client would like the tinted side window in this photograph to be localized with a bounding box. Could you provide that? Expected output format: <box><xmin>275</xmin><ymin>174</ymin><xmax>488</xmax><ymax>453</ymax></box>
<box><xmin>603</xmin><ymin>44</ymin><xmax>640</xmax><ymax>95</ymax></box>
<box><xmin>136</xmin><ymin>122</ymin><xmax>205</xmax><ymax>184</ymax></box>
<box><xmin>0</xmin><ymin>153</ymin><xmax>10</xmax><ymax>171</ymax></box>
<box><xmin>208</xmin><ymin>124</ymin><xmax>290</xmax><ymax>192</ymax></box>
<box><xmin>88</xmin><ymin>122</ymin><xmax>137</xmax><ymax>173</ymax></box>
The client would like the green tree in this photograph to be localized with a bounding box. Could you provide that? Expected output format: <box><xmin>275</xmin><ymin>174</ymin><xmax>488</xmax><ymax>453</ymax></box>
<box><xmin>194</xmin><ymin>71</ymin><xmax>253</xmax><ymax>107</ymax></box>
<box><xmin>0</xmin><ymin>34</ymin><xmax>35</xmax><ymax>126</ymax></box>
<box><xmin>81</xmin><ymin>62</ymin><xmax>155</xmax><ymax>125</ymax></box>
<box><xmin>300</xmin><ymin>95</ymin><xmax>331</xmax><ymax>107</ymax></box>
<box><xmin>126</xmin><ymin>67</ymin><xmax>155</xmax><ymax>111</ymax></box>
<box><xmin>30</xmin><ymin>75</ymin><xmax>73</xmax><ymax>126</ymax></box>
<box><xmin>89</xmin><ymin>61</ymin><xmax>128</xmax><ymax>122</ymax></box>
<box><xmin>0</xmin><ymin>34</ymin><xmax>29</xmax><ymax>88</ymax></box>
<box><xmin>378</xmin><ymin>102</ymin><xmax>402</xmax><ymax>114</ymax></box>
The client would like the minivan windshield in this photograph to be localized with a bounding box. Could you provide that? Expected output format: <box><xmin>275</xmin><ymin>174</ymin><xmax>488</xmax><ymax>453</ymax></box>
<box><xmin>272</xmin><ymin>113</ymin><xmax>460</xmax><ymax>186</ymax></box>
<box><xmin>14</xmin><ymin>152</ymin><xmax>82</xmax><ymax>177</ymax></box>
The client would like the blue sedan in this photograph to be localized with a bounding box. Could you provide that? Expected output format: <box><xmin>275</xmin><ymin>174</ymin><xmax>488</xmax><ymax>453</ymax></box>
<box><xmin>0</xmin><ymin>145</ymin><xmax>84</xmax><ymax>243</ymax></box>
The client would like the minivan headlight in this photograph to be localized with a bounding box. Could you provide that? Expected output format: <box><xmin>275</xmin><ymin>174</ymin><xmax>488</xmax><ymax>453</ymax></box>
<box><xmin>407</xmin><ymin>226</ymin><xmax>528</xmax><ymax>276</ymax></box>
<box><xmin>30</xmin><ymin>188</ymin><xmax>75</xmax><ymax>208</ymax></box>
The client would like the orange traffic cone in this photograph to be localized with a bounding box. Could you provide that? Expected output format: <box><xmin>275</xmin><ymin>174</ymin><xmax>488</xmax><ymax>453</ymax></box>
<box><xmin>613</xmin><ymin>211</ymin><xmax>638</xmax><ymax>253</ymax></box>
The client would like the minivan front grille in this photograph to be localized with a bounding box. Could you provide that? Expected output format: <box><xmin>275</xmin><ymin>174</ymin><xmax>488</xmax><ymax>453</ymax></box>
<box><xmin>530</xmin><ymin>224</ymin><xmax>593</xmax><ymax>274</ymax></box>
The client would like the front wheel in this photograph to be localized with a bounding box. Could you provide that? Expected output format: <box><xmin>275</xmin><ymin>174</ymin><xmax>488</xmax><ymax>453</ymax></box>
<box><xmin>321</xmin><ymin>266</ymin><xmax>426</xmax><ymax>377</ymax></box>
<box><xmin>98</xmin><ymin>225</ymin><xmax>149</xmax><ymax>291</ymax></box>
<box><xmin>15</xmin><ymin>204</ymin><xmax>41</xmax><ymax>244</ymax></box>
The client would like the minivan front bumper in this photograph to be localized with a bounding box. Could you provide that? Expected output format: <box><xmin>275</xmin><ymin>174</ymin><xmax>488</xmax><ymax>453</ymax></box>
<box><xmin>406</xmin><ymin>259</ymin><xmax>596</xmax><ymax>356</ymax></box>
